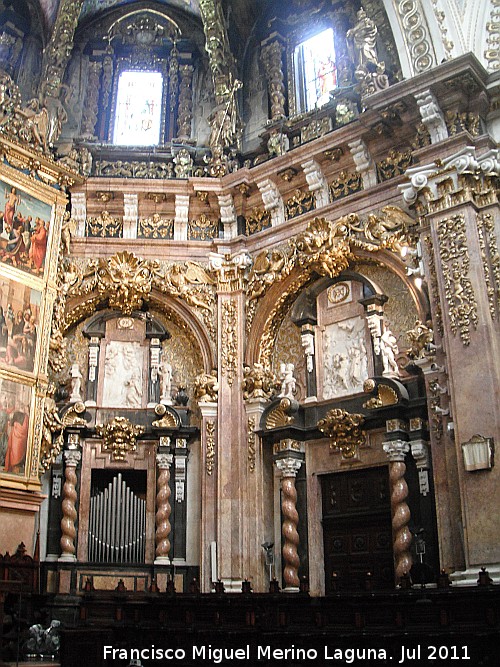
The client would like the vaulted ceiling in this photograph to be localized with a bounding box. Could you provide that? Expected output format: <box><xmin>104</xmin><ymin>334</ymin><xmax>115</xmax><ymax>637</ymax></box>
<box><xmin>34</xmin><ymin>0</ymin><xmax>269</xmax><ymax>36</ymax></box>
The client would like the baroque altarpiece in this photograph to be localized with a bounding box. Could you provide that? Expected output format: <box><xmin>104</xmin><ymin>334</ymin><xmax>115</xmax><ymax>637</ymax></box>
<box><xmin>0</xmin><ymin>0</ymin><xmax>499</xmax><ymax>619</ymax></box>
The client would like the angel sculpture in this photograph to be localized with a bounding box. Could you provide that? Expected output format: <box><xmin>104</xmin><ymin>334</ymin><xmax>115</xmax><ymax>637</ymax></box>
<box><xmin>406</xmin><ymin>320</ymin><xmax>435</xmax><ymax>360</ymax></box>
<box><xmin>167</xmin><ymin>262</ymin><xmax>214</xmax><ymax>311</ymax></box>
<box><xmin>193</xmin><ymin>370</ymin><xmax>219</xmax><ymax>403</ymax></box>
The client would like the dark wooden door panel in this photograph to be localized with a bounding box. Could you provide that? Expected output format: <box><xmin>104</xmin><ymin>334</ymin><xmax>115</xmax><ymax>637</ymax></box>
<box><xmin>322</xmin><ymin>468</ymin><xmax>394</xmax><ymax>591</ymax></box>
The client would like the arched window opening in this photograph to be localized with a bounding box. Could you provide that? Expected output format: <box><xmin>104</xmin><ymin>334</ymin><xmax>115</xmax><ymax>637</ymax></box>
<box><xmin>113</xmin><ymin>70</ymin><xmax>164</xmax><ymax>146</ymax></box>
<box><xmin>294</xmin><ymin>27</ymin><xmax>337</xmax><ymax>113</ymax></box>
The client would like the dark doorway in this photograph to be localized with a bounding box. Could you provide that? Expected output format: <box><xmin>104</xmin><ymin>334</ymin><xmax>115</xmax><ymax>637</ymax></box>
<box><xmin>321</xmin><ymin>466</ymin><xmax>394</xmax><ymax>591</ymax></box>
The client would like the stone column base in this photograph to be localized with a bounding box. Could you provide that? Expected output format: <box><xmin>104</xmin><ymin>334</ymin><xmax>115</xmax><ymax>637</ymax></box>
<box><xmin>450</xmin><ymin>563</ymin><xmax>500</xmax><ymax>585</ymax></box>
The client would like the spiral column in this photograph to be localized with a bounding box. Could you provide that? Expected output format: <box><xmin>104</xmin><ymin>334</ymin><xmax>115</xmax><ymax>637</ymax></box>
<box><xmin>59</xmin><ymin>447</ymin><xmax>81</xmax><ymax>562</ymax></box>
<box><xmin>275</xmin><ymin>457</ymin><xmax>303</xmax><ymax>592</ymax></box>
<box><xmin>383</xmin><ymin>439</ymin><xmax>412</xmax><ymax>583</ymax></box>
<box><xmin>155</xmin><ymin>452</ymin><xmax>173</xmax><ymax>563</ymax></box>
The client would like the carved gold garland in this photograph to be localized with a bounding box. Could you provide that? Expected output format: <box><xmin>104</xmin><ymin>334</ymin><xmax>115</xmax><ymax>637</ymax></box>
<box><xmin>206</xmin><ymin>420</ymin><xmax>215</xmax><ymax>475</ymax></box>
<box><xmin>478</xmin><ymin>212</ymin><xmax>500</xmax><ymax>320</ymax></box>
<box><xmin>247</xmin><ymin>417</ymin><xmax>256</xmax><ymax>473</ymax></box>
<box><xmin>436</xmin><ymin>215</ymin><xmax>478</xmax><ymax>345</ymax></box>
<box><xmin>221</xmin><ymin>300</ymin><xmax>238</xmax><ymax>386</ymax></box>
<box><xmin>423</xmin><ymin>234</ymin><xmax>444</xmax><ymax>337</ymax></box>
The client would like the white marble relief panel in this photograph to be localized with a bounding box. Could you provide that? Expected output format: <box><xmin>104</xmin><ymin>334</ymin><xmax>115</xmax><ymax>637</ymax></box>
<box><xmin>321</xmin><ymin>315</ymin><xmax>368</xmax><ymax>400</ymax></box>
<box><xmin>102</xmin><ymin>340</ymin><xmax>144</xmax><ymax>408</ymax></box>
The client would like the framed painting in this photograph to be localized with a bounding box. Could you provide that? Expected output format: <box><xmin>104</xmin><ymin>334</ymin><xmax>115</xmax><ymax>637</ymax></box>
<box><xmin>0</xmin><ymin>376</ymin><xmax>33</xmax><ymax>478</ymax></box>
<box><xmin>0</xmin><ymin>274</ymin><xmax>43</xmax><ymax>374</ymax></box>
<box><xmin>0</xmin><ymin>177</ymin><xmax>54</xmax><ymax>278</ymax></box>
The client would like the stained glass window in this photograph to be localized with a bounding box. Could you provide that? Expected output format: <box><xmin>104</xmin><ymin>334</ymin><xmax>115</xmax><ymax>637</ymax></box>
<box><xmin>294</xmin><ymin>28</ymin><xmax>337</xmax><ymax>112</ymax></box>
<box><xmin>113</xmin><ymin>71</ymin><xmax>163</xmax><ymax>146</ymax></box>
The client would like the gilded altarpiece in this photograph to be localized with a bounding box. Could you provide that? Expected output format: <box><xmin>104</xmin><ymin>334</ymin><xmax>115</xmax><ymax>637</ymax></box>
<box><xmin>0</xmin><ymin>162</ymin><xmax>67</xmax><ymax>490</ymax></box>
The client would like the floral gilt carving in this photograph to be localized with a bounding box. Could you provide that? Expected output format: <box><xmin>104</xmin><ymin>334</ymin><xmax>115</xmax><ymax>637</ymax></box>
<box><xmin>95</xmin><ymin>417</ymin><xmax>145</xmax><ymax>461</ymax></box>
<box><xmin>317</xmin><ymin>408</ymin><xmax>365</xmax><ymax>458</ymax></box>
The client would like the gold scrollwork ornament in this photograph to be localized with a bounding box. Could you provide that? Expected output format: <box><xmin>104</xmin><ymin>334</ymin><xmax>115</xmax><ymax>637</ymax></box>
<box><xmin>317</xmin><ymin>408</ymin><xmax>365</xmax><ymax>458</ymax></box>
<box><xmin>96</xmin><ymin>417</ymin><xmax>145</xmax><ymax>461</ymax></box>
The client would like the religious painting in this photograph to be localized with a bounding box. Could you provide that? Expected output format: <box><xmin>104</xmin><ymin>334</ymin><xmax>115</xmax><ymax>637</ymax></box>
<box><xmin>101</xmin><ymin>341</ymin><xmax>144</xmax><ymax>408</ymax></box>
<box><xmin>0</xmin><ymin>378</ymin><xmax>32</xmax><ymax>477</ymax></box>
<box><xmin>322</xmin><ymin>315</ymin><xmax>369</xmax><ymax>400</ymax></box>
<box><xmin>0</xmin><ymin>178</ymin><xmax>53</xmax><ymax>278</ymax></box>
<box><xmin>0</xmin><ymin>275</ymin><xmax>42</xmax><ymax>374</ymax></box>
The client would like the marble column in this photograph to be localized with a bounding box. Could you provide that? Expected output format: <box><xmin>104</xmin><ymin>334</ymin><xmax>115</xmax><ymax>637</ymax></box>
<box><xmin>59</xmin><ymin>446</ymin><xmax>81</xmax><ymax>562</ymax></box>
<box><xmin>199</xmin><ymin>401</ymin><xmax>218</xmax><ymax>591</ymax></box>
<box><xmin>275</xmin><ymin>456</ymin><xmax>303</xmax><ymax>592</ymax></box>
<box><xmin>155</xmin><ymin>452</ymin><xmax>173</xmax><ymax>564</ymax></box>
<box><xmin>217</xmin><ymin>288</ymin><xmax>246</xmax><ymax>591</ymax></box>
<box><xmin>383</xmin><ymin>439</ymin><xmax>412</xmax><ymax>583</ymax></box>
<box><xmin>244</xmin><ymin>398</ymin><xmax>272</xmax><ymax>591</ymax></box>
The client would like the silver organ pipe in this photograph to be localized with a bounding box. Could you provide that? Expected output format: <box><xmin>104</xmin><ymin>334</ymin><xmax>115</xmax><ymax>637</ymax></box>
<box><xmin>88</xmin><ymin>473</ymin><xmax>146</xmax><ymax>563</ymax></box>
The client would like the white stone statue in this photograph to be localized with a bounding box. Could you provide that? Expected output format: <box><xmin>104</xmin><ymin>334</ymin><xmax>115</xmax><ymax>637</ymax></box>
<box><xmin>347</xmin><ymin>8</ymin><xmax>380</xmax><ymax>70</ymax></box>
<box><xmin>380</xmin><ymin>327</ymin><xmax>399</xmax><ymax>376</ymax></box>
<box><xmin>70</xmin><ymin>363</ymin><xmax>83</xmax><ymax>402</ymax></box>
<box><xmin>279</xmin><ymin>362</ymin><xmax>296</xmax><ymax>399</ymax></box>
<box><xmin>159</xmin><ymin>359</ymin><xmax>173</xmax><ymax>404</ymax></box>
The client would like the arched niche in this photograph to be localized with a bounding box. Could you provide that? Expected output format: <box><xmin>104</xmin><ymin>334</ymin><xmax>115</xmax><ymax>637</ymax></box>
<box><xmin>59</xmin><ymin>287</ymin><xmax>215</xmax><ymax>409</ymax></box>
<box><xmin>247</xmin><ymin>256</ymin><xmax>428</xmax><ymax>403</ymax></box>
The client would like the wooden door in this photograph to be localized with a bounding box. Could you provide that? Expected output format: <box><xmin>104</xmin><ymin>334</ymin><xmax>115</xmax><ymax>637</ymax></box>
<box><xmin>321</xmin><ymin>467</ymin><xmax>394</xmax><ymax>591</ymax></box>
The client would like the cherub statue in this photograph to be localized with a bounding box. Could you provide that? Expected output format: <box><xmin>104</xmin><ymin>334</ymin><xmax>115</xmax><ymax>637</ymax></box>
<box><xmin>406</xmin><ymin>320</ymin><xmax>435</xmax><ymax>360</ymax></box>
<box><xmin>278</xmin><ymin>362</ymin><xmax>296</xmax><ymax>399</ymax></box>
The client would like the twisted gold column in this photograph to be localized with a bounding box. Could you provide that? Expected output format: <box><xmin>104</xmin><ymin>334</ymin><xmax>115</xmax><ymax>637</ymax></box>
<box><xmin>383</xmin><ymin>440</ymin><xmax>412</xmax><ymax>583</ymax></box>
<box><xmin>59</xmin><ymin>448</ymin><xmax>81</xmax><ymax>562</ymax></box>
<box><xmin>276</xmin><ymin>457</ymin><xmax>303</xmax><ymax>592</ymax></box>
<box><xmin>155</xmin><ymin>452</ymin><xmax>173</xmax><ymax>563</ymax></box>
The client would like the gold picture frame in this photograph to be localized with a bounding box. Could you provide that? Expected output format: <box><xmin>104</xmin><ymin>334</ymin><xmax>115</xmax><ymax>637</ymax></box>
<box><xmin>0</xmin><ymin>162</ymin><xmax>68</xmax><ymax>490</ymax></box>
